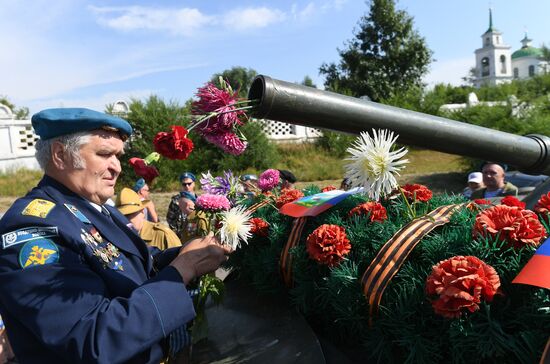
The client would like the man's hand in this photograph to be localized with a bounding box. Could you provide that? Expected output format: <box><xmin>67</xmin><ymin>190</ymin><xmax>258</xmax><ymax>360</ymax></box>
<box><xmin>169</xmin><ymin>232</ymin><xmax>231</xmax><ymax>284</ymax></box>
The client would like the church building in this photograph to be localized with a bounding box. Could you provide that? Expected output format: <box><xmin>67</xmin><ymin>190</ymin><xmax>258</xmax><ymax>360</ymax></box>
<box><xmin>473</xmin><ymin>9</ymin><xmax>548</xmax><ymax>88</ymax></box>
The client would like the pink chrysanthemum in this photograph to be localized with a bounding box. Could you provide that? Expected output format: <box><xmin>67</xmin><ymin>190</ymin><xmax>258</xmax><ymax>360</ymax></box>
<box><xmin>258</xmin><ymin>169</ymin><xmax>280</xmax><ymax>192</ymax></box>
<box><xmin>196</xmin><ymin>194</ymin><xmax>231</xmax><ymax>212</ymax></box>
<box><xmin>192</xmin><ymin>82</ymin><xmax>245</xmax><ymax>134</ymax></box>
<box><xmin>204</xmin><ymin>132</ymin><xmax>247</xmax><ymax>156</ymax></box>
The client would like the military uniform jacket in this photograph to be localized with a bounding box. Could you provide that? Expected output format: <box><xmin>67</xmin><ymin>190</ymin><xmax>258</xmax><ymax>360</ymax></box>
<box><xmin>140</xmin><ymin>221</ymin><xmax>182</xmax><ymax>251</ymax></box>
<box><xmin>0</xmin><ymin>176</ymin><xmax>195</xmax><ymax>364</ymax></box>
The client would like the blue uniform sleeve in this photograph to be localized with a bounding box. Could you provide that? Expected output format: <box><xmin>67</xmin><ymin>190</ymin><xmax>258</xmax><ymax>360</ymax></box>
<box><xmin>0</xmin><ymin>240</ymin><xmax>195</xmax><ymax>363</ymax></box>
<box><xmin>152</xmin><ymin>246</ymin><xmax>181</xmax><ymax>271</ymax></box>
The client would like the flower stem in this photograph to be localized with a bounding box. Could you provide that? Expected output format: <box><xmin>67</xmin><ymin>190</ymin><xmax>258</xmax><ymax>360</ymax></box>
<box><xmin>398</xmin><ymin>187</ymin><xmax>416</xmax><ymax>219</ymax></box>
<box><xmin>187</xmin><ymin>104</ymin><xmax>257</xmax><ymax>132</ymax></box>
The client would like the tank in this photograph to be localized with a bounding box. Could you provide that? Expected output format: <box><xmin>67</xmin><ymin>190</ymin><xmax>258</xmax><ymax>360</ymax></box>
<box><xmin>248</xmin><ymin>75</ymin><xmax>550</xmax><ymax>208</ymax></box>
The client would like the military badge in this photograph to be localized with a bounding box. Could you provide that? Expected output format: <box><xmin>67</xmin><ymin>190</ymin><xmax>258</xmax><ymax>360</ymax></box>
<box><xmin>2</xmin><ymin>226</ymin><xmax>59</xmax><ymax>249</ymax></box>
<box><xmin>21</xmin><ymin>199</ymin><xmax>55</xmax><ymax>218</ymax></box>
<box><xmin>82</xmin><ymin>227</ymin><xmax>123</xmax><ymax>271</ymax></box>
<box><xmin>18</xmin><ymin>239</ymin><xmax>59</xmax><ymax>269</ymax></box>
<box><xmin>80</xmin><ymin>228</ymin><xmax>98</xmax><ymax>248</ymax></box>
<box><xmin>64</xmin><ymin>203</ymin><xmax>91</xmax><ymax>224</ymax></box>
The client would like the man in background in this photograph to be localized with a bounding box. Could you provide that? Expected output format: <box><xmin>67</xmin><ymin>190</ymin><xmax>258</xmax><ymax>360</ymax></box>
<box><xmin>463</xmin><ymin>172</ymin><xmax>484</xmax><ymax>199</ymax></box>
<box><xmin>470</xmin><ymin>162</ymin><xmax>518</xmax><ymax>199</ymax></box>
<box><xmin>117</xmin><ymin>187</ymin><xmax>181</xmax><ymax>251</ymax></box>
<box><xmin>167</xmin><ymin>172</ymin><xmax>197</xmax><ymax>239</ymax></box>
<box><xmin>133</xmin><ymin>178</ymin><xmax>159</xmax><ymax>222</ymax></box>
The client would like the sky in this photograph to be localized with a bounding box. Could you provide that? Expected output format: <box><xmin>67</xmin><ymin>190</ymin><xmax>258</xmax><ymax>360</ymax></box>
<box><xmin>2</xmin><ymin>0</ymin><xmax>550</xmax><ymax>116</ymax></box>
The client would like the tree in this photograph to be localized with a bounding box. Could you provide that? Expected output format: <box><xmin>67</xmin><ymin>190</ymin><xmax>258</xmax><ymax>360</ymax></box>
<box><xmin>301</xmin><ymin>76</ymin><xmax>317</xmax><ymax>88</ymax></box>
<box><xmin>319</xmin><ymin>0</ymin><xmax>432</xmax><ymax>102</ymax></box>
<box><xmin>0</xmin><ymin>96</ymin><xmax>29</xmax><ymax>119</ymax></box>
<box><xmin>210</xmin><ymin>67</ymin><xmax>258</xmax><ymax>99</ymax></box>
<box><xmin>539</xmin><ymin>44</ymin><xmax>550</xmax><ymax>74</ymax></box>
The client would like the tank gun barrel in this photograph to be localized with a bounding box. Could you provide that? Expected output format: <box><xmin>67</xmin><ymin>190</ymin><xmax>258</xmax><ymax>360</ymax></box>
<box><xmin>248</xmin><ymin>75</ymin><xmax>550</xmax><ymax>176</ymax></box>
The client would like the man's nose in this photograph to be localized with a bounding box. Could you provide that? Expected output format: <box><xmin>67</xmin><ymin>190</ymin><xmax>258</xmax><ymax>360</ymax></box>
<box><xmin>111</xmin><ymin>157</ymin><xmax>122</xmax><ymax>174</ymax></box>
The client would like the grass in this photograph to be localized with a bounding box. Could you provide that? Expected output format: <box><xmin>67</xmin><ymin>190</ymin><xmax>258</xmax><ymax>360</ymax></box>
<box><xmin>0</xmin><ymin>146</ymin><xmax>469</xmax><ymax>214</ymax></box>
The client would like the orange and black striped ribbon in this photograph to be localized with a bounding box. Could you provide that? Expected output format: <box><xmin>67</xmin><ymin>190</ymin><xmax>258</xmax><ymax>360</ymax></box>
<box><xmin>280</xmin><ymin>217</ymin><xmax>308</xmax><ymax>287</ymax></box>
<box><xmin>246</xmin><ymin>200</ymin><xmax>270</xmax><ymax>214</ymax></box>
<box><xmin>361</xmin><ymin>204</ymin><xmax>462</xmax><ymax>324</ymax></box>
<box><xmin>541</xmin><ymin>337</ymin><xmax>550</xmax><ymax>364</ymax></box>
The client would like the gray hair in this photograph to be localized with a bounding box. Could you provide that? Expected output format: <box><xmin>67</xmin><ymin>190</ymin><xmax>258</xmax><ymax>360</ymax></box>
<box><xmin>35</xmin><ymin>132</ymin><xmax>91</xmax><ymax>170</ymax></box>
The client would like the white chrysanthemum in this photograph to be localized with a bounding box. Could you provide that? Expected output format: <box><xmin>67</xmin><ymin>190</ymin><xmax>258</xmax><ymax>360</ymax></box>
<box><xmin>344</xmin><ymin>129</ymin><xmax>408</xmax><ymax>201</ymax></box>
<box><xmin>218</xmin><ymin>206</ymin><xmax>252</xmax><ymax>250</ymax></box>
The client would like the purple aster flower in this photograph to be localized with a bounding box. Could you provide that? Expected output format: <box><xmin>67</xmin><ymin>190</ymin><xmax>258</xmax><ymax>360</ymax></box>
<box><xmin>258</xmin><ymin>169</ymin><xmax>280</xmax><ymax>192</ymax></box>
<box><xmin>196</xmin><ymin>194</ymin><xmax>231</xmax><ymax>212</ymax></box>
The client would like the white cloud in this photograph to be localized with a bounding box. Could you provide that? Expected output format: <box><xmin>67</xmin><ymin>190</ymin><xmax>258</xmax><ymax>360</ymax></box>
<box><xmin>291</xmin><ymin>3</ymin><xmax>316</xmax><ymax>21</ymax></box>
<box><xmin>424</xmin><ymin>57</ymin><xmax>474</xmax><ymax>87</ymax></box>
<box><xmin>223</xmin><ymin>7</ymin><xmax>286</xmax><ymax>31</ymax></box>
<box><xmin>90</xmin><ymin>6</ymin><xmax>214</xmax><ymax>36</ymax></box>
<box><xmin>321</xmin><ymin>0</ymin><xmax>348</xmax><ymax>12</ymax></box>
<box><xmin>25</xmin><ymin>89</ymin><xmax>159</xmax><ymax>116</ymax></box>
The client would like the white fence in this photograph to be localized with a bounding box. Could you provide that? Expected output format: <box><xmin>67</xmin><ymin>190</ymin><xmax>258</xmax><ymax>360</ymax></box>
<box><xmin>0</xmin><ymin>103</ymin><xmax>321</xmax><ymax>173</ymax></box>
<box><xmin>0</xmin><ymin>105</ymin><xmax>39</xmax><ymax>173</ymax></box>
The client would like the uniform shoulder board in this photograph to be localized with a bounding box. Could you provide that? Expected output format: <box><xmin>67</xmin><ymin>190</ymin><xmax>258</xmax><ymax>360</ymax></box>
<box><xmin>21</xmin><ymin>199</ymin><xmax>56</xmax><ymax>218</ymax></box>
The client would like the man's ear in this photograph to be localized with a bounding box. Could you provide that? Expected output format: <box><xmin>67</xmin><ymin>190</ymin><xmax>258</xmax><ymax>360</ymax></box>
<box><xmin>51</xmin><ymin>141</ymin><xmax>67</xmax><ymax>170</ymax></box>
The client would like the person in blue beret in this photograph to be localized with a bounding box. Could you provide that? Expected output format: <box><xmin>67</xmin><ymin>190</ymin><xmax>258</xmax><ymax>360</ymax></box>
<box><xmin>132</xmin><ymin>178</ymin><xmax>159</xmax><ymax>223</ymax></box>
<box><xmin>167</xmin><ymin>172</ymin><xmax>198</xmax><ymax>239</ymax></box>
<box><xmin>0</xmin><ymin>108</ymin><xmax>230</xmax><ymax>363</ymax></box>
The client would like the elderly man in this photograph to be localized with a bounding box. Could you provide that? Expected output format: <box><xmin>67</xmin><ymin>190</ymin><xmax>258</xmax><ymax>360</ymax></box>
<box><xmin>470</xmin><ymin>162</ymin><xmax>518</xmax><ymax>199</ymax></box>
<box><xmin>0</xmin><ymin>108</ymin><xmax>229</xmax><ymax>363</ymax></box>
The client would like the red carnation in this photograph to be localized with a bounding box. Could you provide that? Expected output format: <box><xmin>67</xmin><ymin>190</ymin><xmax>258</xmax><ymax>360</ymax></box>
<box><xmin>474</xmin><ymin>199</ymin><xmax>493</xmax><ymax>206</ymax></box>
<box><xmin>426</xmin><ymin>255</ymin><xmax>500</xmax><ymax>319</ymax></box>
<box><xmin>322</xmin><ymin>185</ymin><xmax>337</xmax><ymax>192</ymax></box>
<box><xmin>153</xmin><ymin>125</ymin><xmax>194</xmax><ymax>160</ymax></box>
<box><xmin>348</xmin><ymin>202</ymin><xmax>387</xmax><ymax>223</ymax></box>
<box><xmin>473</xmin><ymin>205</ymin><xmax>546</xmax><ymax>249</ymax></box>
<box><xmin>401</xmin><ymin>184</ymin><xmax>433</xmax><ymax>202</ymax></box>
<box><xmin>276</xmin><ymin>188</ymin><xmax>305</xmax><ymax>208</ymax></box>
<box><xmin>534</xmin><ymin>192</ymin><xmax>550</xmax><ymax>223</ymax></box>
<box><xmin>250</xmin><ymin>217</ymin><xmax>269</xmax><ymax>237</ymax></box>
<box><xmin>128</xmin><ymin>158</ymin><xmax>159</xmax><ymax>184</ymax></box>
<box><xmin>306</xmin><ymin>224</ymin><xmax>351</xmax><ymax>267</ymax></box>
<box><xmin>500</xmin><ymin>196</ymin><xmax>526</xmax><ymax>209</ymax></box>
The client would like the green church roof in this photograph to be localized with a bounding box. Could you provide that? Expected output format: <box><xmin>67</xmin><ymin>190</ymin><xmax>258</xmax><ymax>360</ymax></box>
<box><xmin>512</xmin><ymin>47</ymin><xmax>543</xmax><ymax>59</ymax></box>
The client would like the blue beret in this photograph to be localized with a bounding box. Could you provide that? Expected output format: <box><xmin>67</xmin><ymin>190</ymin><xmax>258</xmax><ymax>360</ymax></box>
<box><xmin>179</xmin><ymin>191</ymin><xmax>196</xmax><ymax>202</ymax></box>
<box><xmin>241</xmin><ymin>174</ymin><xmax>257</xmax><ymax>181</ymax></box>
<box><xmin>179</xmin><ymin>172</ymin><xmax>196</xmax><ymax>182</ymax></box>
<box><xmin>32</xmin><ymin>108</ymin><xmax>133</xmax><ymax>140</ymax></box>
<box><xmin>132</xmin><ymin>178</ymin><xmax>146</xmax><ymax>192</ymax></box>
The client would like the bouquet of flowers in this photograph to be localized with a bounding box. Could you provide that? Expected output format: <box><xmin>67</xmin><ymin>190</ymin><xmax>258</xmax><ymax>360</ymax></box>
<box><xmin>226</xmin><ymin>129</ymin><xmax>550</xmax><ymax>363</ymax></box>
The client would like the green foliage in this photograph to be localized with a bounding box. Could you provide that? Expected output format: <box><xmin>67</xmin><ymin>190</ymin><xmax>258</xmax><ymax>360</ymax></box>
<box><xmin>320</xmin><ymin>0</ymin><xmax>432</xmax><ymax>101</ymax></box>
<box><xmin>228</xmin><ymin>192</ymin><xmax>549</xmax><ymax>362</ymax></box>
<box><xmin>114</xmin><ymin>95</ymin><xmax>191</xmax><ymax>191</ymax></box>
<box><xmin>0</xmin><ymin>96</ymin><xmax>29</xmax><ymax>119</ymax></box>
<box><xmin>274</xmin><ymin>143</ymin><xmax>346</xmax><ymax>181</ymax></box>
<box><xmin>315</xmin><ymin>130</ymin><xmax>355</xmax><ymax>158</ymax></box>
<box><xmin>210</xmin><ymin>66</ymin><xmax>258</xmax><ymax>99</ymax></box>
<box><xmin>0</xmin><ymin>168</ymin><xmax>42</xmax><ymax>196</ymax></box>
